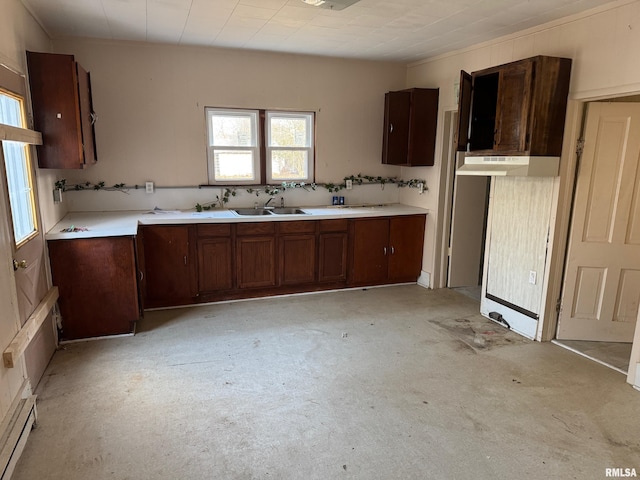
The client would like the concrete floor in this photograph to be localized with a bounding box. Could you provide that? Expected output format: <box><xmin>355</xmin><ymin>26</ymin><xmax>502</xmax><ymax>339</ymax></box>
<box><xmin>13</xmin><ymin>286</ymin><xmax>640</xmax><ymax>479</ymax></box>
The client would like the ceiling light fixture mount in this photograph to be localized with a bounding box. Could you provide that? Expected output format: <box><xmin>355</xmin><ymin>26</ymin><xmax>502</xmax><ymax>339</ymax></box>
<box><xmin>300</xmin><ymin>0</ymin><xmax>360</xmax><ymax>10</ymax></box>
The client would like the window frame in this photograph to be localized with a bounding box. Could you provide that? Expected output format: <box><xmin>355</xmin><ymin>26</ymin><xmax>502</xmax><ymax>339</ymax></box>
<box><xmin>205</xmin><ymin>107</ymin><xmax>260</xmax><ymax>186</ymax></box>
<box><xmin>265</xmin><ymin>111</ymin><xmax>314</xmax><ymax>184</ymax></box>
<box><xmin>206</xmin><ymin>107</ymin><xmax>315</xmax><ymax>185</ymax></box>
<box><xmin>0</xmin><ymin>86</ymin><xmax>39</xmax><ymax>248</ymax></box>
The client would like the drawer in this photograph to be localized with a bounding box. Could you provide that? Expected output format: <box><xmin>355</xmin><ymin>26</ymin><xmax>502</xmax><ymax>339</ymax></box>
<box><xmin>277</xmin><ymin>221</ymin><xmax>316</xmax><ymax>234</ymax></box>
<box><xmin>197</xmin><ymin>224</ymin><xmax>231</xmax><ymax>237</ymax></box>
<box><xmin>319</xmin><ymin>219</ymin><xmax>348</xmax><ymax>232</ymax></box>
<box><xmin>236</xmin><ymin>222</ymin><xmax>276</xmax><ymax>236</ymax></box>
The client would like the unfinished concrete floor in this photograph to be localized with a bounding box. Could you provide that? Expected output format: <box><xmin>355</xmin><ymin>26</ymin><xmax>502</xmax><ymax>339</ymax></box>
<box><xmin>13</xmin><ymin>286</ymin><xmax>640</xmax><ymax>479</ymax></box>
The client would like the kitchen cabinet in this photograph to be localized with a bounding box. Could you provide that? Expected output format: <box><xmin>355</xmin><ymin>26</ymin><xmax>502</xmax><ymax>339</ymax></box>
<box><xmin>318</xmin><ymin>219</ymin><xmax>348</xmax><ymax>283</ymax></box>
<box><xmin>26</xmin><ymin>51</ymin><xmax>98</xmax><ymax>169</ymax></box>
<box><xmin>197</xmin><ymin>224</ymin><xmax>233</xmax><ymax>293</ymax></box>
<box><xmin>48</xmin><ymin>236</ymin><xmax>138</xmax><ymax>340</ymax></box>
<box><xmin>278</xmin><ymin>221</ymin><xmax>316</xmax><ymax>286</ymax></box>
<box><xmin>141</xmin><ymin>225</ymin><xmax>197</xmax><ymax>308</ymax></box>
<box><xmin>236</xmin><ymin>223</ymin><xmax>277</xmax><ymax>289</ymax></box>
<box><xmin>382</xmin><ymin>88</ymin><xmax>439</xmax><ymax>166</ymax></box>
<box><xmin>456</xmin><ymin>55</ymin><xmax>572</xmax><ymax>156</ymax></box>
<box><xmin>350</xmin><ymin>215</ymin><xmax>426</xmax><ymax>285</ymax></box>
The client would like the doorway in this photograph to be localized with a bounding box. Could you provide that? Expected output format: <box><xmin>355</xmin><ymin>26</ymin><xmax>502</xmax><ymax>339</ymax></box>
<box><xmin>439</xmin><ymin>111</ymin><xmax>490</xmax><ymax>301</ymax></box>
<box><xmin>555</xmin><ymin>98</ymin><xmax>640</xmax><ymax>375</ymax></box>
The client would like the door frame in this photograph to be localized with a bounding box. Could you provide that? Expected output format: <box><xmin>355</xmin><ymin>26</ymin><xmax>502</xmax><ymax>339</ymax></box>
<box><xmin>543</xmin><ymin>95</ymin><xmax>640</xmax><ymax>387</ymax></box>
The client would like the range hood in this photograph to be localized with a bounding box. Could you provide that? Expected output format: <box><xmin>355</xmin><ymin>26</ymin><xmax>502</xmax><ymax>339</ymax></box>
<box><xmin>456</xmin><ymin>155</ymin><xmax>560</xmax><ymax>177</ymax></box>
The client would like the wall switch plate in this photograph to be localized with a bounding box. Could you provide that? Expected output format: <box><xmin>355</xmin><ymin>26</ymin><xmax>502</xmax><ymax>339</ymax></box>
<box><xmin>145</xmin><ymin>181</ymin><xmax>154</xmax><ymax>194</ymax></box>
<box><xmin>529</xmin><ymin>270</ymin><xmax>537</xmax><ymax>285</ymax></box>
<box><xmin>53</xmin><ymin>188</ymin><xmax>63</xmax><ymax>203</ymax></box>
<box><xmin>345</xmin><ymin>179</ymin><xmax>353</xmax><ymax>190</ymax></box>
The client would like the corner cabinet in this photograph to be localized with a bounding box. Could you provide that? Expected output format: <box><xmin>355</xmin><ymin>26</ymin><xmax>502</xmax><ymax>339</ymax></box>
<box><xmin>140</xmin><ymin>225</ymin><xmax>197</xmax><ymax>308</ymax></box>
<box><xmin>349</xmin><ymin>215</ymin><xmax>426</xmax><ymax>286</ymax></box>
<box><xmin>382</xmin><ymin>88</ymin><xmax>439</xmax><ymax>166</ymax></box>
<box><xmin>456</xmin><ymin>55</ymin><xmax>572</xmax><ymax>156</ymax></box>
<box><xmin>47</xmin><ymin>237</ymin><xmax>139</xmax><ymax>340</ymax></box>
<box><xmin>26</xmin><ymin>51</ymin><xmax>98</xmax><ymax>169</ymax></box>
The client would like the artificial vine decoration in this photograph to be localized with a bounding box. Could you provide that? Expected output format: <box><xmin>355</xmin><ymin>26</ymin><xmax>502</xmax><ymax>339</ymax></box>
<box><xmin>54</xmin><ymin>179</ymin><xmax>129</xmax><ymax>192</ymax></box>
<box><xmin>55</xmin><ymin>173</ymin><xmax>427</xmax><ymax>212</ymax></box>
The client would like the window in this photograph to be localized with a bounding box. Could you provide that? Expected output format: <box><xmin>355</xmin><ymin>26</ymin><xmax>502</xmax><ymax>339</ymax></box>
<box><xmin>0</xmin><ymin>89</ymin><xmax>37</xmax><ymax>245</ymax></box>
<box><xmin>266</xmin><ymin>111</ymin><xmax>314</xmax><ymax>183</ymax></box>
<box><xmin>206</xmin><ymin>108</ymin><xmax>315</xmax><ymax>185</ymax></box>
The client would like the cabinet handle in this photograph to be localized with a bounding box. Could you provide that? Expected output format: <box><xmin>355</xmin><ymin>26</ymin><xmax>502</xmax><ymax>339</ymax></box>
<box><xmin>184</xmin><ymin>255</ymin><xmax>187</xmax><ymax>266</ymax></box>
<box><xmin>139</xmin><ymin>270</ymin><xmax>144</xmax><ymax>281</ymax></box>
<box><xmin>391</xmin><ymin>246</ymin><xmax>395</xmax><ymax>255</ymax></box>
<box><xmin>383</xmin><ymin>246</ymin><xmax>387</xmax><ymax>255</ymax></box>
<box><xmin>390</xmin><ymin>123</ymin><xmax>394</xmax><ymax>133</ymax></box>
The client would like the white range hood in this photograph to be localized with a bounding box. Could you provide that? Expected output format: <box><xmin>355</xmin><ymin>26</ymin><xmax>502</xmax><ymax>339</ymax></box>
<box><xmin>456</xmin><ymin>155</ymin><xmax>560</xmax><ymax>177</ymax></box>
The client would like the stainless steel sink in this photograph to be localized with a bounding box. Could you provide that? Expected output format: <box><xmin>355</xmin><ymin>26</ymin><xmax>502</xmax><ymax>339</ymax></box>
<box><xmin>233</xmin><ymin>208</ymin><xmax>274</xmax><ymax>216</ymax></box>
<box><xmin>270</xmin><ymin>207</ymin><xmax>307</xmax><ymax>215</ymax></box>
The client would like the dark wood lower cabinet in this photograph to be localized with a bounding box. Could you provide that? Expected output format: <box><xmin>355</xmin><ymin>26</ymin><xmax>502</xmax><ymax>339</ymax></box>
<box><xmin>48</xmin><ymin>236</ymin><xmax>139</xmax><ymax>340</ymax></box>
<box><xmin>197</xmin><ymin>224</ymin><xmax>233</xmax><ymax>293</ymax></box>
<box><xmin>279</xmin><ymin>234</ymin><xmax>316</xmax><ymax>285</ymax></box>
<box><xmin>141</xmin><ymin>225</ymin><xmax>197</xmax><ymax>308</ymax></box>
<box><xmin>349</xmin><ymin>214</ymin><xmax>426</xmax><ymax>286</ymax></box>
<box><xmin>236</xmin><ymin>236</ymin><xmax>277</xmax><ymax>288</ymax></box>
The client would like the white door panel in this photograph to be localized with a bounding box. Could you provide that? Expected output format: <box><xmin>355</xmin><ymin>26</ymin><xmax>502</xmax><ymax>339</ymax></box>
<box><xmin>557</xmin><ymin>103</ymin><xmax>640</xmax><ymax>342</ymax></box>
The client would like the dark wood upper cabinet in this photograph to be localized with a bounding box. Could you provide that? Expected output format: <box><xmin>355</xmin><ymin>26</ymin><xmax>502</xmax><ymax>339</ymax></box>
<box><xmin>26</xmin><ymin>51</ymin><xmax>98</xmax><ymax>169</ymax></box>
<box><xmin>382</xmin><ymin>88</ymin><xmax>439</xmax><ymax>166</ymax></box>
<box><xmin>456</xmin><ymin>55</ymin><xmax>572</xmax><ymax>156</ymax></box>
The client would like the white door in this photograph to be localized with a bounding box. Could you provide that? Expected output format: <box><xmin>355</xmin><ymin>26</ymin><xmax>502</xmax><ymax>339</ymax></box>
<box><xmin>0</xmin><ymin>146</ymin><xmax>29</xmax><ymax>426</ymax></box>
<box><xmin>557</xmin><ymin>102</ymin><xmax>640</xmax><ymax>342</ymax></box>
<box><xmin>448</xmin><ymin>172</ymin><xmax>488</xmax><ymax>287</ymax></box>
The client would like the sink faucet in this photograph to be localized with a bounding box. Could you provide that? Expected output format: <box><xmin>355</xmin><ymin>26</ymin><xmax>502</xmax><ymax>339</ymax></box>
<box><xmin>264</xmin><ymin>197</ymin><xmax>274</xmax><ymax>208</ymax></box>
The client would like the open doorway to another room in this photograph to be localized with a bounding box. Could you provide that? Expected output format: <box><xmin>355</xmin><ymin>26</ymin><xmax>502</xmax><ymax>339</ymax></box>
<box><xmin>437</xmin><ymin>111</ymin><xmax>490</xmax><ymax>303</ymax></box>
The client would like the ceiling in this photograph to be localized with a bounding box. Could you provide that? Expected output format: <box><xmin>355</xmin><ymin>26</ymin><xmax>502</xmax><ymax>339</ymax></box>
<box><xmin>21</xmin><ymin>0</ymin><xmax>616</xmax><ymax>62</ymax></box>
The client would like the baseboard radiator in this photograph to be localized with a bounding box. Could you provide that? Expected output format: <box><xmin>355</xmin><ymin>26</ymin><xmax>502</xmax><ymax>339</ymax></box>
<box><xmin>0</xmin><ymin>395</ymin><xmax>37</xmax><ymax>480</ymax></box>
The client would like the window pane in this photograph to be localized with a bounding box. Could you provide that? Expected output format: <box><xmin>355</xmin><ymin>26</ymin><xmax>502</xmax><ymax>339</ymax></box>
<box><xmin>210</xmin><ymin>113</ymin><xmax>256</xmax><ymax>147</ymax></box>
<box><xmin>213</xmin><ymin>149</ymin><xmax>256</xmax><ymax>181</ymax></box>
<box><xmin>270</xmin><ymin>150</ymin><xmax>308</xmax><ymax>180</ymax></box>
<box><xmin>269</xmin><ymin>115</ymin><xmax>310</xmax><ymax>147</ymax></box>
<box><xmin>2</xmin><ymin>141</ymin><xmax>35</xmax><ymax>243</ymax></box>
<box><xmin>0</xmin><ymin>94</ymin><xmax>22</xmax><ymax>127</ymax></box>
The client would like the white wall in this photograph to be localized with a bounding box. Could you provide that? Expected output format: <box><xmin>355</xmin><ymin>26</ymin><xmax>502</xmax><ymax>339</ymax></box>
<box><xmin>402</xmin><ymin>0</ymin><xmax>640</xmax><ymax>380</ymax></box>
<box><xmin>0</xmin><ymin>0</ymin><xmax>52</xmax><ymax>426</ymax></box>
<box><xmin>50</xmin><ymin>38</ymin><xmax>407</xmax><ymax>192</ymax></box>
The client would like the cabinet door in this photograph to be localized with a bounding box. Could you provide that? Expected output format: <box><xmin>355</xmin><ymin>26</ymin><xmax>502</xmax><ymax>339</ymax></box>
<box><xmin>48</xmin><ymin>237</ymin><xmax>138</xmax><ymax>340</ymax></box>
<box><xmin>236</xmin><ymin>236</ymin><xmax>276</xmax><ymax>289</ymax></box>
<box><xmin>382</xmin><ymin>91</ymin><xmax>411</xmax><ymax>165</ymax></box>
<box><xmin>142</xmin><ymin>225</ymin><xmax>196</xmax><ymax>307</ymax></box>
<box><xmin>494</xmin><ymin>60</ymin><xmax>533</xmax><ymax>153</ymax></box>
<box><xmin>76</xmin><ymin>64</ymin><xmax>97</xmax><ymax>165</ymax></box>
<box><xmin>319</xmin><ymin>232</ymin><xmax>347</xmax><ymax>282</ymax></box>
<box><xmin>279</xmin><ymin>234</ymin><xmax>316</xmax><ymax>285</ymax></box>
<box><xmin>456</xmin><ymin>71</ymin><xmax>473</xmax><ymax>151</ymax></box>
<box><xmin>198</xmin><ymin>237</ymin><xmax>233</xmax><ymax>293</ymax></box>
<box><xmin>350</xmin><ymin>218</ymin><xmax>389</xmax><ymax>284</ymax></box>
<box><xmin>388</xmin><ymin>215</ymin><xmax>426</xmax><ymax>282</ymax></box>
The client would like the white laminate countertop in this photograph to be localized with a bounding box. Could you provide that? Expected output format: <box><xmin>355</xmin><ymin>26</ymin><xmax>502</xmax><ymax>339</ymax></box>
<box><xmin>45</xmin><ymin>204</ymin><xmax>429</xmax><ymax>240</ymax></box>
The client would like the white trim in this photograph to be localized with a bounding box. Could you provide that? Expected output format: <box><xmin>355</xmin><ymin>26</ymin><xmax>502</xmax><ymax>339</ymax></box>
<box><xmin>417</xmin><ymin>271</ymin><xmax>430</xmax><ymax>289</ymax></box>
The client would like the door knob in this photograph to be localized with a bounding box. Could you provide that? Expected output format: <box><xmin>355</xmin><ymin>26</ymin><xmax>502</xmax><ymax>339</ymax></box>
<box><xmin>13</xmin><ymin>259</ymin><xmax>27</xmax><ymax>271</ymax></box>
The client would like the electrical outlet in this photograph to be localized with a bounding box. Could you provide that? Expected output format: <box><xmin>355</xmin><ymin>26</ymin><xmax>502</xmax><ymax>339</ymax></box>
<box><xmin>529</xmin><ymin>270</ymin><xmax>537</xmax><ymax>285</ymax></box>
<box><xmin>345</xmin><ymin>179</ymin><xmax>353</xmax><ymax>190</ymax></box>
<box><xmin>145</xmin><ymin>181</ymin><xmax>154</xmax><ymax>194</ymax></box>
<box><xmin>53</xmin><ymin>188</ymin><xmax>63</xmax><ymax>204</ymax></box>
<box><xmin>417</xmin><ymin>182</ymin><xmax>424</xmax><ymax>194</ymax></box>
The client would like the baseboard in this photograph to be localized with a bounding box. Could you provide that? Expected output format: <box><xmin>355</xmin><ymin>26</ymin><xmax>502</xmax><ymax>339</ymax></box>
<box><xmin>0</xmin><ymin>395</ymin><xmax>37</xmax><ymax>480</ymax></box>
<box><xmin>417</xmin><ymin>271</ymin><xmax>431</xmax><ymax>289</ymax></box>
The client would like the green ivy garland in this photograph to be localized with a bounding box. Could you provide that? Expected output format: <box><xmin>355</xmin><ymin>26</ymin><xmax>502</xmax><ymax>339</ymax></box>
<box><xmin>54</xmin><ymin>173</ymin><xmax>427</xmax><ymax>213</ymax></box>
